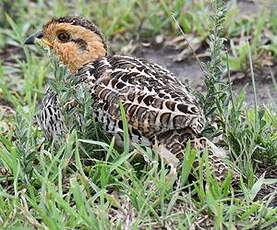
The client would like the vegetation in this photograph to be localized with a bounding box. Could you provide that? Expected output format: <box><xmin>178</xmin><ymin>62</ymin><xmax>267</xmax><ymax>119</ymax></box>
<box><xmin>0</xmin><ymin>0</ymin><xmax>276</xmax><ymax>229</ymax></box>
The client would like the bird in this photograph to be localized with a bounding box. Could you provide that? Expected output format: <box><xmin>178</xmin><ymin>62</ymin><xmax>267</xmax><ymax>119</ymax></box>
<box><xmin>25</xmin><ymin>16</ymin><xmax>235</xmax><ymax>182</ymax></box>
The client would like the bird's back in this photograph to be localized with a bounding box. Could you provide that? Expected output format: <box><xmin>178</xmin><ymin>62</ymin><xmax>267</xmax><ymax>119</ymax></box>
<box><xmin>76</xmin><ymin>55</ymin><xmax>205</xmax><ymax>146</ymax></box>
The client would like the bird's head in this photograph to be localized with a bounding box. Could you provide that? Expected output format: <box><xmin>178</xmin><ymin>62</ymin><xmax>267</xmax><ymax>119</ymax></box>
<box><xmin>25</xmin><ymin>16</ymin><xmax>107</xmax><ymax>73</ymax></box>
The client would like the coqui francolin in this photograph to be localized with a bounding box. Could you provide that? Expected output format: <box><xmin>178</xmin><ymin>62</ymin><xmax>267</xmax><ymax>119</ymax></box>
<box><xmin>25</xmin><ymin>16</ymin><xmax>237</xmax><ymax>182</ymax></box>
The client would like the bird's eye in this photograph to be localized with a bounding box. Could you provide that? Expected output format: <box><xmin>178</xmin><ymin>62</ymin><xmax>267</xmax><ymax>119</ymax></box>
<box><xmin>57</xmin><ymin>31</ymin><xmax>70</xmax><ymax>42</ymax></box>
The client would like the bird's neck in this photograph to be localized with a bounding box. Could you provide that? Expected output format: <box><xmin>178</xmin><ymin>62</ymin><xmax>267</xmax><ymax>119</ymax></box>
<box><xmin>75</xmin><ymin>56</ymin><xmax>112</xmax><ymax>83</ymax></box>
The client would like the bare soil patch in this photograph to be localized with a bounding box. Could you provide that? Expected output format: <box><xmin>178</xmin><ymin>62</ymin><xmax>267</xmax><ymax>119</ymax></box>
<box><xmin>134</xmin><ymin>44</ymin><xmax>277</xmax><ymax>106</ymax></box>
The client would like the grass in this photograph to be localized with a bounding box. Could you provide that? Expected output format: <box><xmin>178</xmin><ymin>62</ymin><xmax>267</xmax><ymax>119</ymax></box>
<box><xmin>0</xmin><ymin>0</ymin><xmax>277</xmax><ymax>229</ymax></box>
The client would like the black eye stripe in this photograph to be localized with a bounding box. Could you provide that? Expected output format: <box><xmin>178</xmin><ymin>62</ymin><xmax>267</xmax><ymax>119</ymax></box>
<box><xmin>71</xmin><ymin>38</ymin><xmax>88</xmax><ymax>50</ymax></box>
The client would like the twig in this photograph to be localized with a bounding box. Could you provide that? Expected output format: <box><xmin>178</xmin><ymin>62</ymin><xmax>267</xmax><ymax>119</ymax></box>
<box><xmin>226</xmin><ymin>52</ymin><xmax>235</xmax><ymax>111</ymax></box>
<box><xmin>248</xmin><ymin>41</ymin><xmax>258</xmax><ymax>131</ymax></box>
<box><xmin>171</xmin><ymin>14</ymin><xmax>205</xmax><ymax>73</ymax></box>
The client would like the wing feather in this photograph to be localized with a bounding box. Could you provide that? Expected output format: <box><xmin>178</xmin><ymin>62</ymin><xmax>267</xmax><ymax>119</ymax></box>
<box><xmin>92</xmin><ymin>56</ymin><xmax>205</xmax><ymax>137</ymax></box>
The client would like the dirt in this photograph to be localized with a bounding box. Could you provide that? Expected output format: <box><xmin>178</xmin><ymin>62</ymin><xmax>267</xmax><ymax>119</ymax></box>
<box><xmin>135</xmin><ymin>44</ymin><xmax>204</xmax><ymax>87</ymax></box>
<box><xmin>237</xmin><ymin>0</ymin><xmax>277</xmax><ymax>17</ymax></box>
<box><xmin>134</xmin><ymin>44</ymin><xmax>277</xmax><ymax>106</ymax></box>
<box><xmin>133</xmin><ymin>0</ymin><xmax>277</xmax><ymax>106</ymax></box>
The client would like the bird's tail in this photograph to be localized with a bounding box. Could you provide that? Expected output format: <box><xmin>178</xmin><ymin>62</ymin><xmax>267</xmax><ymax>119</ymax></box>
<box><xmin>190</xmin><ymin>137</ymin><xmax>239</xmax><ymax>184</ymax></box>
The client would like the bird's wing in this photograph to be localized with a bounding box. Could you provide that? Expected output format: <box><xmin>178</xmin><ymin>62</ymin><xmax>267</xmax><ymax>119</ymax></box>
<box><xmin>91</xmin><ymin>55</ymin><xmax>205</xmax><ymax>138</ymax></box>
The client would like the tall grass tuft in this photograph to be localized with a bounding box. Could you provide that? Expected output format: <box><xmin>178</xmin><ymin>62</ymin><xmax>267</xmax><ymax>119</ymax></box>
<box><xmin>201</xmin><ymin>0</ymin><xmax>229</xmax><ymax>125</ymax></box>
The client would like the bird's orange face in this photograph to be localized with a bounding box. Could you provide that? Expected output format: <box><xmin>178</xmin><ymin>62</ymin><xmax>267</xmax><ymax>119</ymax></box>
<box><xmin>25</xmin><ymin>17</ymin><xmax>107</xmax><ymax>73</ymax></box>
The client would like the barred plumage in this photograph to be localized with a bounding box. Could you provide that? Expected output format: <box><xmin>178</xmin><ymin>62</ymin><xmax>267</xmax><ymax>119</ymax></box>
<box><xmin>37</xmin><ymin>88</ymin><xmax>66</xmax><ymax>140</ymax></box>
<box><xmin>76</xmin><ymin>56</ymin><xmax>205</xmax><ymax>145</ymax></box>
<box><xmin>26</xmin><ymin>16</ymin><xmax>237</xmax><ymax>182</ymax></box>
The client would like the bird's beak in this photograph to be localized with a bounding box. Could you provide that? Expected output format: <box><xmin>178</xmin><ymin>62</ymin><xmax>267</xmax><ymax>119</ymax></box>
<box><xmin>24</xmin><ymin>31</ymin><xmax>43</xmax><ymax>45</ymax></box>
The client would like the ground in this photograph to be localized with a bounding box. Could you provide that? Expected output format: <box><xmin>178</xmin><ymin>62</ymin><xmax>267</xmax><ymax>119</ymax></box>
<box><xmin>0</xmin><ymin>0</ymin><xmax>276</xmax><ymax>229</ymax></box>
<box><xmin>134</xmin><ymin>43</ymin><xmax>277</xmax><ymax>105</ymax></box>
